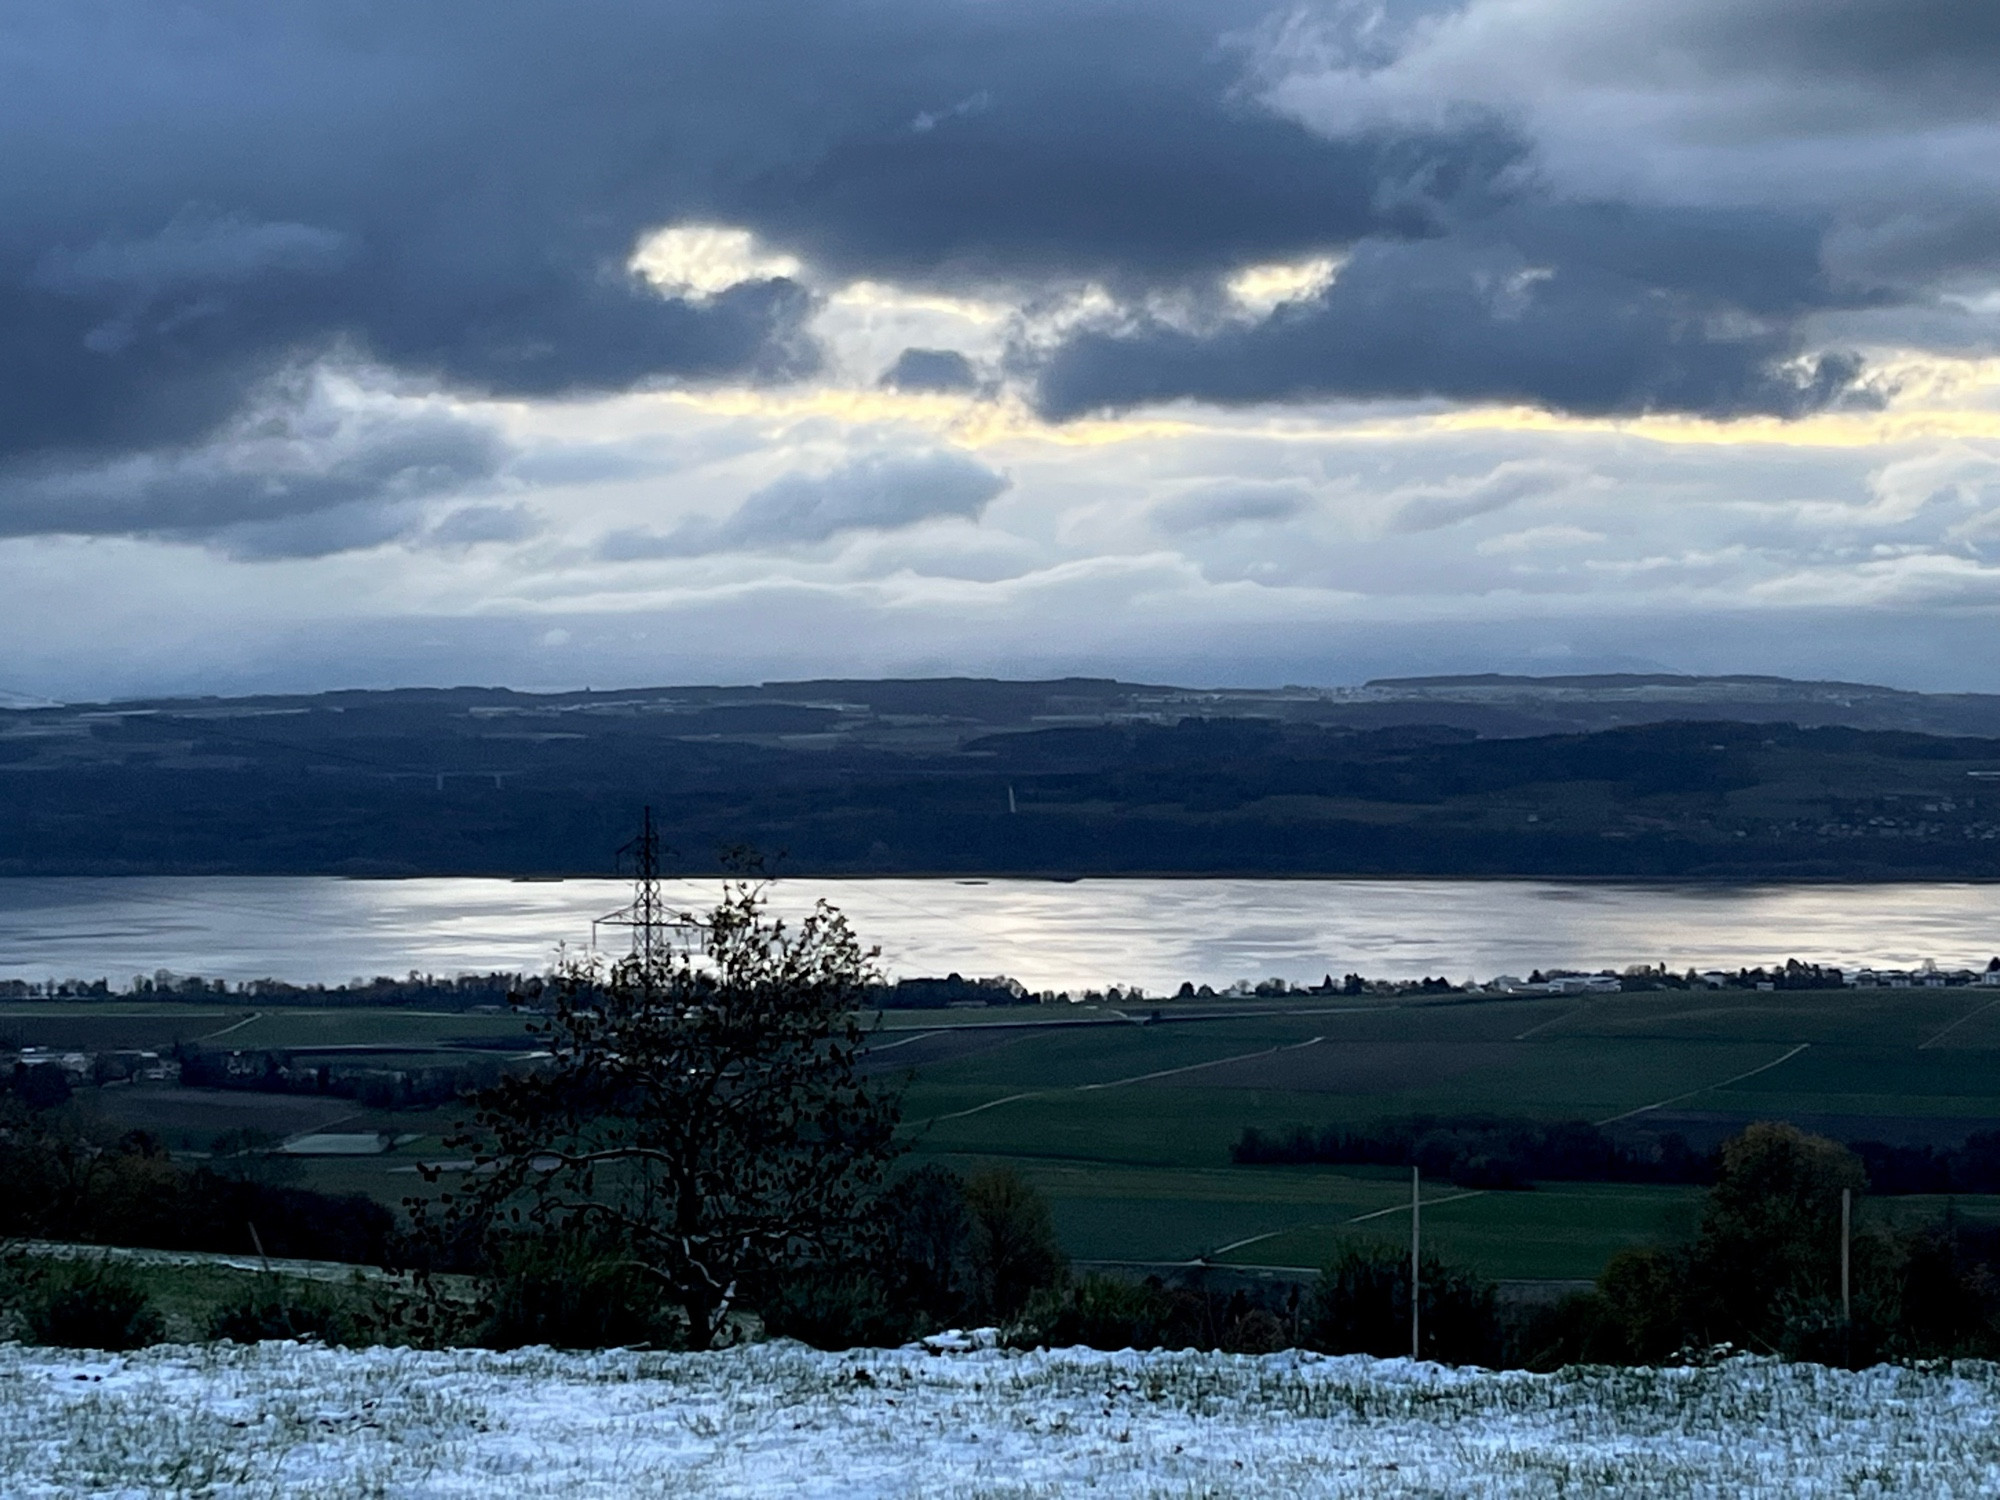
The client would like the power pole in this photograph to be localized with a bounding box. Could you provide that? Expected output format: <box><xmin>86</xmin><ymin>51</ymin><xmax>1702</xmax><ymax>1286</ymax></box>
<box><xmin>1411</xmin><ymin>1166</ymin><xmax>1421</xmax><ymax>1361</ymax></box>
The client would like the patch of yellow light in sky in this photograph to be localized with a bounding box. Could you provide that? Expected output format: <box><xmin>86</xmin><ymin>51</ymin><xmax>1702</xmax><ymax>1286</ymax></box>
<box><xmin>500</xmin><ymin>341</ymin><xmax>2000</xmax><ymax>456</ymax></box>
<box><xmin>826</xmin><ymin>281</ymin><xmax>1010</xmax><ymax>325</ymax></box>
<box><xmin>628</xmin><ymin>225</ymin><xmax>801</xmax><ymax>300</ymax></box>
<box><xmin>654</xmin><ymin>383</ymin><xmax>2000</xmax><ymax>454</ymax></box>
<box><xmin>1226</xmin><ymin>255</ymin><xmax>1342</xmax><ymax>314</ymax></box>
<box><xmin>654</xmin><ymin>387</ymin><xmax>1206</xmax><ymax>449</ymax></box>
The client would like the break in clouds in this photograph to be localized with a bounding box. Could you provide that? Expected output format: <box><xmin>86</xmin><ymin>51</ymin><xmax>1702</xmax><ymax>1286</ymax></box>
<box><xmin>4</xmin><ymin>0</ymin><xmax>2000</xmax><ymax>697</ymax></box>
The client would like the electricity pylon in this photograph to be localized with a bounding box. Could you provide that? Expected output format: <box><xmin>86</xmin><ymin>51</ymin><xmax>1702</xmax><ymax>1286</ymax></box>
<box><xmin>594</xmin><ymin>806</ymin><xmax>680</xmax><ymax>967</ymax></box>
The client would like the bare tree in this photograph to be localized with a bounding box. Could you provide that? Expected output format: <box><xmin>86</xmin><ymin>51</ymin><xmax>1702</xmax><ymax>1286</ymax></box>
<box><xmin>422</xmin><ymin>880</ymin><xmax>902</xmax><ymax>1348</ymax></box>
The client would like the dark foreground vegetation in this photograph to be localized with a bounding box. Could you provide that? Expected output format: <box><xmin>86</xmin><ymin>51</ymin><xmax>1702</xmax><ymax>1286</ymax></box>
<box><xmin>9</xmin><ymin>678</ymin><xmax>2000</xmax><ymax>876</ymax></box>
<box><xmin>10</xmin><ymin>1113</ymin><xmax>1998</xmax><ymax>1371</ymax></box>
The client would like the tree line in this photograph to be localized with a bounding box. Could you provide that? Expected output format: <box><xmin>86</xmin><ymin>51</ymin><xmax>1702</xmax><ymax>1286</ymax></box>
<box><xmin>1233</xmin><ymin>1113</ymin><xmax>2000</xmax><ymax>1197</ymax></box>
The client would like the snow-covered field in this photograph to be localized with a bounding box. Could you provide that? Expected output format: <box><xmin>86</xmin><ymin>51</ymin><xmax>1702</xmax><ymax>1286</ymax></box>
<box><xmin>5</xmin><ymin>1339</ymin><xmax>1999</xmax><ymax>1497</ymax></box>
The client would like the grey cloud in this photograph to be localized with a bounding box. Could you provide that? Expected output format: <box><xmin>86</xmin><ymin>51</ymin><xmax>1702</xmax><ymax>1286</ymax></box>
<box><xmin>601</xmin><ymin>450</ymin><xmax>1008</xmax><ymax>558</ymax></box>
<box><xmin>0</xmin><ymin>366</ymin><xmax>507</xmax><ymax>553</ymax></box>
<box><xmin>0</xmin><ymin>1</ymin><xmax>1507</xmax><ymax>484</ymax></box>
<box><xmin>0</xmin><ymin>0</ymin><xmax>1987</xmax><ymax>533</ymax></box>
<box><xmin>879</xmin><ymin>348</ymin><xmax>980</xmax><ymax>393</ymax></box>
<box><xmin>422</xmin><ymin>503</ymin><xmax>540</xmax><ymax>549</ymax></box>
<box><xmin>1265</xmin><ymin>0</ymin><xmax>2000</xmax><ymax>288</ymax></box>
<box><xmin>214</xmin><ymin>501</ymin><xmax>427</xmax><ymax>561</ymax></box>
<box><xmin>1154</xmin><ymin>481</ymin><xmax>1313</xmax><ymax>532</ymax></box>
<box><xmin>34</xmin><ymin>209</ymin><xmax>351</xmax><ymax>297</ymax></box>
<box><xmin>1646</xmin><ymin>0</ymin><xmax>2000</xmax><ymax>111</ymax></box>
<box><xmin>1387</xmin><ymin>461</ymin><xmax>1588</xmax><ymax>533</ymax></box>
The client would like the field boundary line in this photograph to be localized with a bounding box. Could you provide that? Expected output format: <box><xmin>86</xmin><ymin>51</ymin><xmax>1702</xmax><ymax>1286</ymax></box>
<box><xmin>1208</xmin><ymin>1227</ymin><xmax>1292</xmax><ymax>1257</ymax></box>
<box><xmin>1078</xmin><ymin>1036</ymin><xmax>1325</xmax><ymax>1092</ymax></box>
<box><xmin>197</xmin><ymin>1010</ymin><xmax>263</xmax><ymax>1041</ymax></box>
<box><xmin>866</xmin><ymin>1030</ymin><xmax>943</xmax><ymax>1054</ymax></box>
<box><xmin>1345</xmin><ymin>1189</ymin><xmax>1487</xmax><ymax>1224</ymax></box>
<box><xmin>1514</xmin><ymin>1004</ymin><xmax>1590</xmax><ymax>1042</ymax></box>
<box><xmin>923</xmin><ymin>1034</ymin><xmax>1328</xmax><ymax>1125</ymax></box>
<box><xmin>1920</xmin><ymin>997</ymin><xmax>2000</xmax><ymax>1049</ymax></box>
<box><xmin>1184</xmin><ymin>1192</ymin><xmax>1504</xmax><ymax>1264</ymax></box>
<box><xmin>1595</xmin><ymin>1042</ymin><xmax>1810</xmax><ymax>1126</ymax></box>
<box><xmin>929</xmin><ymin>1090</ymin><xmax>1045</xmax><ymax>1122</ymax></box>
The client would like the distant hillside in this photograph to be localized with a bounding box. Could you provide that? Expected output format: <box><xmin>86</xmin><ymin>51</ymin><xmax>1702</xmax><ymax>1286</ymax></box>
<box><xmin>6</xmin><ymin>676</ymin><xmax>2000</xmax><ymax>876</ymax></box>
<box><xmin>1355</xmin><ymin>673</ymin><xmax>2000</xmax><ymax>738</ymax></box>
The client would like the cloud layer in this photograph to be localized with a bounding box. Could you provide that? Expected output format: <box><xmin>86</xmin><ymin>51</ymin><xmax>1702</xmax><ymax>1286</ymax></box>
<box><xmin>2</xmin><ymin>1</ymin><xmax>1999</xmax><ymax>697</ymax></box>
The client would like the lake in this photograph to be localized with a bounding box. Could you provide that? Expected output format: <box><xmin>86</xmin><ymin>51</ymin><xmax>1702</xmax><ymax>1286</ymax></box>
<box><xmin>3</xmin><ymin>876</ymin><xmax>1999</xmax><ymax>993</ymax></box>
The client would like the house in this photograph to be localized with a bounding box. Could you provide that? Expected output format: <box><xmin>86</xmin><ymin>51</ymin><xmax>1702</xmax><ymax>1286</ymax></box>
<box><xmin>1983</xmin><ymin>959</ymin><xmax>2000</xmax><ymax>988</ymax></box>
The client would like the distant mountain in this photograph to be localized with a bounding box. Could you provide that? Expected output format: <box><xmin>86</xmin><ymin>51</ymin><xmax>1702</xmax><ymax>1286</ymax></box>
<box><xmin>7</xmin><ymin>675</ymin><xmax>2000</xmax><ymax>877</ymax></box>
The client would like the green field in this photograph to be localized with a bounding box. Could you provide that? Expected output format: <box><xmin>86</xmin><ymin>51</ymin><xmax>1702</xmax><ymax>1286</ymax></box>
<box><xmin>15</xmin><ymin>983</ymin><xmax>2000</xmax><ymax>1283</ymax></box>
<box><xmin>886</xmin><ymin>984</ymin><xmax>2000</xmax><ymax>1281</ymax></box>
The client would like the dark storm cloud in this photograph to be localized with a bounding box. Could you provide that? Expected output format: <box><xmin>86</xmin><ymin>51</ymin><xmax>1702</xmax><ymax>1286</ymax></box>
<box><xmin>880</xmin><ymin>349</ymin><xmax>980</xmax><ymax>394</ymax></box>
<box><xmin>1034</xmin><ymin>234</ymin><xmax>1872</xmax><ymax>421</ymax></box>
<box><xmin>0</xmin><ymin>0</ymin><xmax>1521</xmax><ymax>540</ymax></box>
<box><xmin>0</xmin><ymin>0</ymin><xmax>1982</xmax><ymax>542</ymax></box>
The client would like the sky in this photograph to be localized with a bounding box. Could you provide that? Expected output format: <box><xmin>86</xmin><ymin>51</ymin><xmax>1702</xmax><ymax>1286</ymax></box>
<box><xmin>7</xmin><ymin>0</ymin><xmax>2000</xmax><ymax>702</ymax></box>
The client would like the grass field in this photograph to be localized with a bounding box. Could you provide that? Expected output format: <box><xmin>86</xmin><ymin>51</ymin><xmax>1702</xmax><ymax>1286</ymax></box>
<box><xmin>14</xmin><ymin>982</ymin><xmax>2000</xmax><ymax>1284</ymax></box>
<box><xmin>11</xmin><ymin>1341</ymin><xmax>2000</xmax><ymax>1495</ymax></box>
<box><xmin>886</xmin><ymin>984</ymin><xmax>2000</xmax><ymax>1280</ymax></box>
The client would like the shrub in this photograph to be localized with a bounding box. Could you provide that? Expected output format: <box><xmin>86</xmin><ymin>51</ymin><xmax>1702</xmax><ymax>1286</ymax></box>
<box><xmin>1024</xmin><ymin>1275</ymin><xmax>1173</xmax><ymax>1350</ymax></box>
<box><xmin>1682</xmin><ymin>1123</ymin><xmax>1865</xmax><ymax>1353</ymax></box>
<box><xmin>963</xmin><ymin>1169</ymin><xmax>1065</xmax><ymax>1322</ymax></box>
<box><xmin>478</xmin><ymin>1233</ymin><xmax>681</xmax><ymax>1350</ymax></box>
<box><xmin>207</xmin><ymin>1280</ymin><xmax>361</xmax><ymax>1345</ymax></box>
<box><xmin>877</xmin><ymin>1165</ymin><xmax>976</xmax><ymax>1329</ymax></box>
<box><xmin>760</xmin><ymin>1267</ymin><xmax>915</xmax><ymax>1350</ymax></box>
<box><xmin>22</xmin><ymin>1260</ymin><xmax>164</xmax><ymax>1350</ymax></box>
<box><xmin>1016</xmin><ymin>1275</ymin><xmax>1295</xmax><ymax>1353</ymax></box>
<box><xmin>1305</xmin><ymin>1243</ymin><xmax>1498</xmax><ymax>1364</ymax></box>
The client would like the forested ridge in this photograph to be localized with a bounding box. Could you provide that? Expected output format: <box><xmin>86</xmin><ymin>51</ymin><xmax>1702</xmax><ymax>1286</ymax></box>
<box><xmin>4</xmin><ymin>682</ymin><xmax>2000</xmax><ymax>876</ymax></box>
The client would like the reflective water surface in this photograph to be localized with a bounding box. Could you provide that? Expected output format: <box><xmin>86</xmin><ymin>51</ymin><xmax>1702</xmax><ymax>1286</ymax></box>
<box><xmin>4</xmin><ymin>876</ymin><xmax>1999</xmax><ymax>993</ymax></box>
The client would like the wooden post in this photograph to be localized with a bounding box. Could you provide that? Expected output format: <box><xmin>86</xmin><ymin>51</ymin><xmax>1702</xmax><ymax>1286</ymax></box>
<box><xmin>1841</xmin><ymin>1186</ymin><xmax>1852</xmax><ymax>1364</ymax></box>
<box><xmin>1411</xmin><ymin>1166</ymin><xmax>1421</xmax><ymax>1361</ymax></box>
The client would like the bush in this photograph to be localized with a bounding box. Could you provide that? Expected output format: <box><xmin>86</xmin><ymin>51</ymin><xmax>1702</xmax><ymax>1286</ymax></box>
<box><xmin>478</xmin><ymin>1233</ymin><xmax>681</xmax><ymax>1350</ymax></box>
<box><xmin>1024</xmin><ymin>1275</ymin><xmax>1176</xmax><ymax>1350</ymax></box>
<box><xmin>207</xmin><ymin>1280</ymin><xmax>361</xmax><ymax>1345</ymax></box>
<box><xmin>963</xmin><ymin>1169</ymin><xmax>1066</xmax><ymax>1322</ymax></box>
<box><xmin>877</xmin><ymin>1165</ymin><xmax>976</xmax><ymax>1329</ymax></box>
<box><xmin>760</xmin><ymin>1267</ymin><xmax>916</xmax><ymax>1350</ymax></box>
<box><xmin>22</xmin><ymin>1260</ymin><xmax>164</xmax><ymax>1350</ymax></box>
<box><xmin>1682</xmin><ymin>1123</ymin><xmax>1865</xmax><ymax>1354</ymax></box>
<box><xmin>1015</xmin><ymin>1275</ymin><xmax>1297</xmax><ymax>1353</ymax></box>
<box><xmin>1304</xmin><ymin>1243</ymin><xmax>1498</xmax><ymax>1364</ymax></box>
